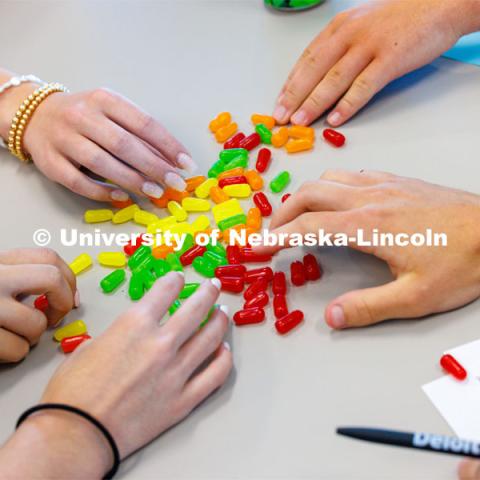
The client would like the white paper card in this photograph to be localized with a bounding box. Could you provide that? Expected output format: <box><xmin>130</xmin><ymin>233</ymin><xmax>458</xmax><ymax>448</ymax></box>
<box><xmin>423</xmin><ymin>339</ymin><xmax>480</xmax><ymax>440</ymax></box>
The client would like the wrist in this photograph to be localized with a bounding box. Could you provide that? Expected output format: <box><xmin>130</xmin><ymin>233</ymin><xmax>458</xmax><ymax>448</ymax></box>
<box><xmin>0</xmin><ymin>410</ymin><xmax>112</xmax><ymax>479</ymax></box>
<box><xmin>446</xmin><ymin>0</ymin><xmax>480</xmax><ymax>37</ymax></box>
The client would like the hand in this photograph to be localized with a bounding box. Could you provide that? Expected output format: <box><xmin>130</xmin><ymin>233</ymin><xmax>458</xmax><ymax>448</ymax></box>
<box><xmin>257</xmin><ymin>170</ymin><xmax>480</xmax><ymax>329</ymax></box>
<box><xmin>459</xmin><ymin>459</ymin><xmax>480</xmax><ymax>479</ymax></box>
<box><xmin>0</xmin><ymin>272</ymin><xmax>232</xmax><ymax>478</ymax></box>
<box><xmin>0</xmin><ymin>248</ymin><xmax>76</xmax><ymax>363</ymax></box>
<box><xmin>273</xmin><ymin>0</ymin><xmax>480</xmax><ymax>127</ymax></box>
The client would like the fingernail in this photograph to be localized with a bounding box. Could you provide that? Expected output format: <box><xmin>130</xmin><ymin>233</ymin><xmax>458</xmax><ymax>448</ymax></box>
<box><xmin>74</xmin><ymin>290</ymin><xmax>80</xmax><ymax>308</ymax></box>
<box><xmin>223</xmin><ymin>341</ymin><xmax>231</xmax><ymax>351</ymax></box>
<box><xmin>142</xmin><ymin>181</ymin><xmax>164</xmax><ymax>199</ymax></box>
<box><xmin>165</xmin><ymin>172</ymin><xmax>187</xmax><ymax>191</ymax></box>
<box><xmin>110</xmin><ymin>189</ymin><xmax>129</xmax><ymax>201</ymax></box>
<box><xmin>177</xmin><ymin>153</ymin><xmax>197</xmax><ymax>174</ymax></box>
<box><xmin>211</xmin><ymin>277</ymin><xmax>222</xmax><ymax>290</ymax></box>
<box><xmin>273</xmin><ymin>104</ymin><xmax>287</xmax><ymax>122</ymax></box>
<box><xmin>174</xmin><ymin>270</ymin><xmax>185</xmax><ymax>277</ymax></box>
<box><xmin>219</xmin><ymin>304</ymin><xmax>229</xmax><ymax>316</ymax></box>
<box><xmin>328</xmin><ymin>111</ymin><xmax>342</xmax><ymax>126</ymax></box>
<box><xmin>329</xmin><ymin>305</ymin><xmax>346</xmax><ymax>329</ymax></box>
<box><xmin>291</xmin><ymin>110</ymin><xmax>307</xmax><ymax>125</ymax></box>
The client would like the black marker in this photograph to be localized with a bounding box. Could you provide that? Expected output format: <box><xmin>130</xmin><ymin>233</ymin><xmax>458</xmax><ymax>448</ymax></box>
<box><xmin>336</xmin><ymin>427</ymin><xmax>480</xmax><ymax>458</ymax></box>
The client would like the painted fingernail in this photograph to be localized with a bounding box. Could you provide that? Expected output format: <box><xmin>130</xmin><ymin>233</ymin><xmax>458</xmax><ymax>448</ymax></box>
<box><xmin>223</xmin><ymin>341</ymin><xmax>231</xmax><ymax>351</ymax></box>
<box><xmin>211</xmin><ymin>277</ymin><xmax>222</xmax><ymax>290</ymax></box>
<box><xmin>142</xmin><ymin>181</ymin><xmax>164</xmax><ymax>199</ymax></box>
<box><xmin>165</xmin><ymin>172</ymin><xmax>187</xmax><ymax>191</ymax></box>
<box><xmin>74</xmin><ymin>290</ymin><xmax>80</xmax><ymax>308</ymax></box>
<box><xmin>291</xmin><ymin>110</ymin><xmax>307</xmax><ymax>125</ymax></box>
<box><xmin>219</xmin><ymin>304</ymin><xmax>230</xmax><ymax>316</ymax></box>
<box><xmin>273</xmin><ymin>104</ymin><xmax>287</xmax><ymax>122</ymax></box>
<box><xmin>174</xmin><ymin>270</ymin><xmax>185</xmax><ymax>277</ymax></box>
<box><xmin>177</xmin><ymin>153</ymin><xmax>197</xmax><ymax>174</ymax></box>
<box><xmin>110</xmin><ymin>189</ymin><xmax>129</xmax><ymax>202</ymax></box>
<box><xmin>327</xmin><ymin>111</ymin><xmax>342</xmax><ymax>126</ymax></box>
<box><xmin>329</xmin><ymin>305</ymin><xmax>346</xmax><ymax>329</ymax></box>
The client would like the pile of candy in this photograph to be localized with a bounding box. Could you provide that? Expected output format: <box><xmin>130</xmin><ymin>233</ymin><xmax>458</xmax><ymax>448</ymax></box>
<box><xmin>35</xmin><ymin>112</ymin><xmax>345</xmax><ymax>353</ymax></box>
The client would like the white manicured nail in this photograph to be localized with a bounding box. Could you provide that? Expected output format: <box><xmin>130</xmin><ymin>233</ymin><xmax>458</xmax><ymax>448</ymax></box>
<box><xmin>211</xmin><ymin>277</ymin><xmax>221</xmax><ymax>290</ymax></box>
<box><xmin>219</xmin><ymin>304</ymin><xmax>229</xmax><ymax>316</ymax></box>
<box><xmin>177</xmin><ymin>153</ymin><xmax>197</xmax><ymax>174</ymax></box>
<box><xmin>291</xmin><ymin>110</ymin><xmax>307</xmax><ymax>125</ymax></box>
<box><xmin>174</xmin><ymin>270</ymin><xmax>185</xmax><ymax>277</ymax></box>
<box><xmin>142</xmin><ymin>181</ymin><xmax>164</xmax><ymax>199</ymax></box>
<box><xmin>328</xmin><ymin>111</ymin><xmax>342</xmax><ymax>126</ymax></box>
<box><xmin>165</xmin><ymin>172</ymin><xmax>187</xmax><ymax>191</ymax></box>
<box><xmin>223</xmin><ymin>341</ymin><xmax>231</xmax><ymax>351</ymax></box>
<box><xmin>273</xmin><ymin>104</ymin><xmax>287</xmax><ymax>122</ymax></box>
<box><xmin>110</xmin><ymin>189</ymin><xmax>129</xmax><ymax>201</ymax></box>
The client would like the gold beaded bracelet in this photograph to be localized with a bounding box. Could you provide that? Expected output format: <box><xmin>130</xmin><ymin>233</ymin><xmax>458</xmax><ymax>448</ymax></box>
<box><xmin>7</xmin><ymin>82</ymin><xmax>68</xmax><ymax>162</ymax></box>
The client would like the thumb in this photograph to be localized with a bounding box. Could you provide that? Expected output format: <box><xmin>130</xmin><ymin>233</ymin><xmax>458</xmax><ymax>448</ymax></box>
<box><xmin>458</xmin><ymin>459</ymin><xmax>480</xmax><ymax>480</ymax></box>
<box><xmin>325</xmin><ymin>275</ymin><xmax>424</xmax><ymax>329</ymax></box>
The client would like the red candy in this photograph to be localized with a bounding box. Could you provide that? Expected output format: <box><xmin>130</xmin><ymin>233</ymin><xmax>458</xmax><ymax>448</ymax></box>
<box><xmin>224</xmin><ymin>132</ymin><xmax>246</xmax><ymax>150</ymax></box>
<box><xmin>215</xmin><ymin>264</ymin><xmax>246</xmax><ymax>278</ymax></box>
<box><xmin>273</xmin><ymin>294</ymin><xmax>288</xmax><ymax>319</ymax></box>
<box><xmin>272</xmin><ymin>272</ymin><xmax>287</xmax><ymax>295</ymax></box>
<box><xmin>239</xmin><ymin>248</ymin><xmax>272</xmax><ymax>263</ymax></box>
<box><xmin>218</xmin><ymin>175</ymin><xmax>248</xmax><ymax>188</ymax></box>
<box><xmin>256</xmin><ymin>148</ymin><xmax>272</xmax><ymax>173</ymax></box>
<box><xmin>244</xmin><ymin>278</ymin><xmax>269</xmax><ymax>300</ymax></box>
<box><xmin>124</xmin><ymin>234</ymin><xmax>148</xmax><ymax>256</ymax></box>
<box><xmin>281</xmin><ymin>193</ymin><xmax>291</xmax><ymax>203</ymax></box>
<box><xmin>244</xmin><ymin>291</ymin><xmax>269</xmax><ymax>309</ymax></box>
<box><xmin>239</xmin><ymin>132</ymin><xmax>261</xmax><ymax>151</ymax></box>
<box><xmin>233</xmin><ymin>307</ymin><xmax>265</xmax><ymax>326</ymax></box>
<box><xmin>226</xmin><ymin>245</ymin><xmax>241</xmax><ymax>264</ymax></box>
<box><xmin>323</xmin><ymin>128</ymin><xmax>345</xmax><ymax>147</ymax></box>
<box><xmin>111</xmin><ymin>198</ymin><xmax>134</xmax><ymax>209</ymax></box>
<box><xmin>303</xmin><ymin>254</ymin><xmax>322</xmax><ymax>281</ymax></box>
<box><xmin>440</xmin><ymin>354</ymin><xmax>467</xmax><ymax>381</ymax></box>
<box><xmin>275</xmin><ymin>310</ymin><xmax>304</xmax><ymax>335</ymax></box>
<box><xmin>180</xmin><ymin>244</ymin><xmax>207</xmax><ymax>266</ymax></box>
<box><xmin>245</xmin><ymin>267</ymin><xmax>273</xmax><ymax>284</ymax></box>
<box><xmin>220</xmin><ymin>276</ymin><xmax>245</xmax><ymax>293</ymax></box>
<box><xmin>253</xmin><ymin>192</ymin><xmax>272</xmax><ymax>217</ymax></box>
<box><xmin>61</xmin><ymin>334</ymin><xmax>91</xmax><ymax>354</ymax></box>
<box><xmin>34</xmin><ymin>294</ymin><xmax>49</xmax><ymax>312</ymax></box>
<box><xmin>291</xmin><ymin>261</ymin><xmax>306</xmax><ymax>286</ymax></box>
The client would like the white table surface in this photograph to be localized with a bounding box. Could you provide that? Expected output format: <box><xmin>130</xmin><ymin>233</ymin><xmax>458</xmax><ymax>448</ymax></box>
<box><xmin>0</xmin><ymin>1</ymin><xmax>479</xmax><ymax>479</ymax></box>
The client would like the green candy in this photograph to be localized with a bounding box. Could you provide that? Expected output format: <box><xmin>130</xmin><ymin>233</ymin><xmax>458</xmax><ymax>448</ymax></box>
<box><xmin>179</xmin><ymin>282</ymin><xmax>200</xmax><ymax>299</ymax></box>
<box><xmin>219</xmin><ymin>148</ymin><xmax>248</xmax><ymax>163</ymax></box>
<box><xmin>192</xmin><ymin>256</ymin><xmax>216</xmax><ymax>278</ymax></box>
<box><xmin>131</xmin><ymin>255</ymin><xmax>154</xmax><ymax>274</ymax></box>
<box><xmin>141</xmin><ymin>269</ymin><xmax>157</xmax><ymax>291</ymax></box>
<box><xmin>152</xmin><ymin>258</ymin><xmax>171</xmax><ymax>278</ymax></box>
<box><xmin>217</xmin><ymin>213</ymin><xmax>247</xmax><ymax>232</ymax></box>
<box><xmin>128</xmin><ymin>273</ymin><xmax>144</xmax><ymax>301</ymax></box>
<box><xmin>223</xmin><ymin>155</ymin><xmax>248</xmax><ymax>170</ymax></box>
<box><xmin>176</xmin><ymin>233</ymin><xmax>194</xmax><ymax>256</ymax></box>
<box><xmin>168</xmin><ymin>299</ymin><xmax>182</xmax><ymax>315</ymax></box>
<box><xmin>100</xmin><ymin>269</ymin><xmax>126</xmax><ymax>293</ymax></box>
<box><xmin>166</xmin><ymin>252</ymin><xmax>183</xmax><ymax>272</ymax></box>
<box><xmin>255</xmin><ymin>123</ymin><xmax>272</xmax><ymax>144</ymax></box>
<box><xmin>205</xmin><ymin>242</ymin><xmax>226</xmax><ymax>258</ymax></box>
<box><xmin>204</xmin><ymin>251</ymin><xmax>228</xmax><ymax>268</ymax></box>
<box><xmin>270</xmin><ymin>171</ymin><xmax>291</xmax><ymax>193</ymax></box>
<box><xmin>128</xmin><ymin>245</ymin><xmax>152</xmax><ymax>270</ymax></box>
<box><xmin>208</xmin><ymin>160</ymin><xmax>224</xmax><ymax>178</ymax></box>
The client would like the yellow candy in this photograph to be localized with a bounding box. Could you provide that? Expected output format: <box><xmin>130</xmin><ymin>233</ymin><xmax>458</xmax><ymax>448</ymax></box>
<box><xmin>212</xmin><ymin>199</ymin><xmax>244</xmax><ymax>224</ymax></box>
<box><xmin>168</xmin><ymin>222</ymin><xmax>194</xmax><ymax>237</ymax></box>
<box><xmin>195</xmin><ymin>178</ymin><xmax>218</xmax><ymax>199</ymax></box>
<box><xmin>54</xmin><ymin>320</ymin><xmax>87</xmax><ymax>342</ymax></box>
<box><xmin>84</xmin><ymin>209</ymin><xmax>113</xmax><ymax>224</ymax></box>
<box><xmin>167</xmin><ymin>201</ymin><xmax>188</xmax><ymax>222</ymax></box>
<box><xmin>222</xmin><ymin>184</ymin><xmax>252</xmax><ymax>198</ymax></box>
<box><xmin>97</xmin><ymin>252</ymin><xmax>127</xmax><ymax>268</ymax></box>
<box><xmin>134</xmin><ymin>210</ymin><xmax>159</xmax><ymax>226</ymax></box>
<box><xmin>191</xmin><ymin>215</ymin><xmax>211</xmax><ymax>233</ymax></box>
<box><xmin>112</xmin><ymin>204</ymin><xmax>139</xmax><ymax>224</ymax></box>
<box><xmin>182</xmin><ymin>197</ymin><xmax>211</xmax><ymax>212</ymax></box>
<box><xmin>69</xmin><ymin>253</ymin><xmax>93</xmax><ymax>275</ymax></box>
<box><xmin>147</xmin><ymin>216</ymin><xmax>177</xmax><ymax>234</ymax></box>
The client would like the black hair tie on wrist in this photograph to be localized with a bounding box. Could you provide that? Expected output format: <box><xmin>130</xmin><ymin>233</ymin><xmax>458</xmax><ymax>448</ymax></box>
<box><xmin>16</xmin><ymin>403</ymin><xmax>120</xmax><ymax>479</ymax></box>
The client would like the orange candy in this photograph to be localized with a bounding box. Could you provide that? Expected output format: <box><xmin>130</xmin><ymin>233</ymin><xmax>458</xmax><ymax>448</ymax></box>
<box><xmin>271</xmin><ymin>127</ymin><xmax>289</xmax><ymax>148</ymax></box>
<box><xmin>288</xmin><ymin>125</ymin><xmax>315</xmax><ymax>140</ymax></box>
<box><xmin>217</xmin><ymin>167</ymin><xmax>244</xmax><ymax>181</ymax></box>
<box><xmin>209</xmin><ymin>185</ymin><xmax>230</xmax><ymax>204</ymax></box>
<box><xmin>251</xmin><ymin>114</ymin><xmax>276</xmax><ymax>130</ymax></box>
<box><xmin>150</xmin><ymin>195</ymin><xmax>169</xmax><ymax>208</ymax></box>
<box><xmin>152</xmin><ymin>245</ymin><xmax>175</xmax><ymax>259</ymax></box>
<box><xmin>246</xmin><ymin>207</ymin><xmax>262</xmax><ymax>231</ymax></box>
<box><xmin>111</xmin><ymin>198</ymin><xmax>134</xmax><ymax>209</ymax></box>
<box><xmin>165</xmin><ymin>188</ymin><xmax>190</xmax><ymax>203</ymax></box>
<box><xmin>209</xmin><ymin>112</ymin><xmax>232</xmax><ymax>133</ymax></box>
<box><xmin>186</xmin><ymin>176</ymin><xmax>207</xmax><ymax>192</ymax></box>
<box><xmin>215</xmin><ymin>122</ymin><xmax>238</xmax><ymax>143</ymax></box>
<box><xmin>244</xmin><ymin>170</ymin><xmax>264</xmax><ymax>191</ymax></box>
<box><xmin>285</xmin><ymin>138</ymin><xmax>314</xmax><ymax>154</ymax></box>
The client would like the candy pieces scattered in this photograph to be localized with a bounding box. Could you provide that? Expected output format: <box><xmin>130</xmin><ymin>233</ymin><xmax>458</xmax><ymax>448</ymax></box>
<box><xmin>98</xmin><ymin>252</ymin><xmax>127</xmax><ymax>268</ymax></box>
<box><xmin>69</xmin><ymin>253</ymin><xmax>93</xmax><ymax>275</ymax></box>
<box><xmin>323</xmin><ymin>128</ymin><xmax>345</xmax><ymax>147</ymax></box>
<box><xmin>84</xmin><ymin>209</ymin><xmax>113</xmax><ymax>224</ymax></box>
<box><xmin>61</xmin><ymin>334</ymin><xmax>91</xmax><ymax>353</ymax></box>
<box><xmin>440</xmin><ymin>354</ymin><xmax>467</xmax><ymax>381</ymax></box>
<box><xmin>54</xmin><ymin>320</ymin><xmax>88</xmax><ymax>342</ymax></box>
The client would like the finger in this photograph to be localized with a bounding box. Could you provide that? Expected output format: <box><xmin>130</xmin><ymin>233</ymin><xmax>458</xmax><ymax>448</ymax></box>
<box><xmin>0</xmin><ymin>328</ymin><xmax>29</xmax><ymax>363</ymax></box>
<box><xmin>327</xmin><ymin>59</ymin><xmax>393</xmax><ymax>127</ymax></box>
<box><xmin>324</xmin><ymin>275</ymin><xmax>425</xmax><ymax>329</ymax></box>
<box><xmin>291</xmin><ymin>48</ymin><xmax>372</xmax><ymax>126</ymax></box>
<box><xmin>180</xmin><ymin>343</ymin><xmax>232</xmax><ymax>412</ymax></box>
<box><xmin>94</xmin><ymin>88</ymin><xmax>196</xmax><ymax>173</ymax></box>
<box><xmin>458</xmin><ymin>459</ymin><xmax>480</xmax><ymax>480</ymax></box>
<box><xmin>273</xmin><ymin>33</ymin><xmax>348</xmax><ymax>124</ymax></box>
<box><xmin>162</xmin><ymin>278</ymin><xmax>221</xmax><ymax>350</ymax></box>
<box><xmin>0</xmin><ymin>301</ymin><xmax>47</xmax><ymax>345</ymax></box>
<box><xmin>175</xmin><ymin>307</ymin><xmax>229</xmax><ymax>378</ymax></box>
<box><xmin>6</xmin><ymin>264</ymin><xmax>74</xmax><ymax>327</ymax></box>
<box><xmin>0</xmin><ymin>248</ymin><xmax>76</xmax><ymax>297</ymax></box>
<box><xmin>320</xmin><ymin>169</ymin><xmax>398</xmax><ymax>186</ymax></box>
<box><xmin>268</xmin><ymin>180</ymin><xmax>360</xmax><ymax>230</ymax></box>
